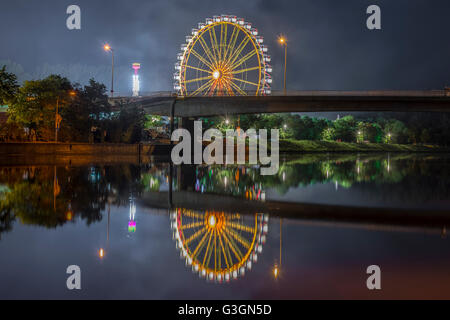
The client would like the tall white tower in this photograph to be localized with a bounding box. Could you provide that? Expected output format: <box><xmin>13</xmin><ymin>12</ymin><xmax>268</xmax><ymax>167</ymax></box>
<box><xmin>132</xmin><ymin>63</ymin><xmax>141</xmax><ymax>97</ymax></box>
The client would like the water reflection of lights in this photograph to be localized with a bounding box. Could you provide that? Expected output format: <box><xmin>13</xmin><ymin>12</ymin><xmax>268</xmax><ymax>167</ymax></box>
<box><xmin>171</xmin><ymin>208</ymin><xmax>269</xmax><ymax>283</ymax></box>
<box><xmin>129</xmin><ymin>197</ymin><xmax>137</xmax><ymax>233</ymax></box>
<box><xmin>273</xmin><ymin>265</ymin><xmax>279</xmax><ymax>278</ymax></box>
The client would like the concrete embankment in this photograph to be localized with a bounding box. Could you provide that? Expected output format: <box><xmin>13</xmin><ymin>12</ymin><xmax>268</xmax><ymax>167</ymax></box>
<box><xmin>0</xmin><ymin>142</ymin><xmax>171</xmax><ymax>166</ymax></box>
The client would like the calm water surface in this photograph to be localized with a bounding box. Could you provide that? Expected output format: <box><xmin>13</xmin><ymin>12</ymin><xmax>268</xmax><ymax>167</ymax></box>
<box><xmin>1</xmin><ymin>153</ymin><xmax>450</xmax><ymax>299</ymax></box>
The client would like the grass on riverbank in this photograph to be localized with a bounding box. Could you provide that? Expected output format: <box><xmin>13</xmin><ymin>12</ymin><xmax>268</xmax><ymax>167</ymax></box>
<box><xmin>278</xmin><ymin>139</ymin><xmax>448</xmax><ymax>152</ymax></box>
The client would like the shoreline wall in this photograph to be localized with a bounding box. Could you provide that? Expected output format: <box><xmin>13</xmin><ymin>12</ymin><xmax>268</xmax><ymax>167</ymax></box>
<box><xmin>0</xmin><ymin>142</ymin><xmax>167</xmax><ymax>156</ymax></box>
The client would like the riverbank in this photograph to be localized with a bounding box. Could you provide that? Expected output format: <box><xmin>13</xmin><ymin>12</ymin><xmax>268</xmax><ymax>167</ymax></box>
<box><xmin>0</xmin><ymin>141</ymin><xmax>447</xmax><ymax>158</ymax></box>
<box><xmin>0</xmin><ymin>142</ymin><xmax>172</xmax><ymax>156</ymax></box>
<box><xmin>278</xmin><ymin>139</ymin><xmax>449</xmax><ymax>152</ymax></box>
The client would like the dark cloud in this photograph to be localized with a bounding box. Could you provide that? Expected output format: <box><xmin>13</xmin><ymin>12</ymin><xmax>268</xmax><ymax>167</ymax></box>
<box><xmin>0</xmin><ymin>0</ymin><xmax>449</xmax><ymax>94</ymax></box>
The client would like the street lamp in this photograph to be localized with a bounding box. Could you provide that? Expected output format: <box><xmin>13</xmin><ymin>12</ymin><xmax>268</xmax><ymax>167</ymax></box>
<box><xmin>103</xmin><ymin>43</ymin><xmax>114</xmax><ymax>97</ymax></box>
<box><xmin>55</xmin><ymin>90</ymin><xmax>77</xmax><ymax>143</ymax></box>
<box><xmin>278</xmin><ymin>36</ymin><xmax>287</xmax><ymax>95</ymax></box>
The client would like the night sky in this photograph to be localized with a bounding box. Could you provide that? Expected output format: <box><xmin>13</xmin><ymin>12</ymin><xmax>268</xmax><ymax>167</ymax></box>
<box><xmin>0</xmin><ymin>0</ymin><xmax>449</xmax><ymax>95</ymax></box>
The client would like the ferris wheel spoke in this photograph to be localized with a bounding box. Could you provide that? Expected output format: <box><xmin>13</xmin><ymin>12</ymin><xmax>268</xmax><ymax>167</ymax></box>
<box><xmin>182</xmin><ymin>209</ymin><xmax>206</xmax><ymax>219</ymax></box>
<box><xmin>202</xmin><ymin>228</ymin><xmax>214</xmax><ymax>266</ymax></box>
<box><xmin>228</xmin><ymin>36</ymin><xmax>251</xmax><ymax>67</ymax></box>
<box><xmin>222</xmin><ymin>230</ymin><xmax>243</xmax><ymax>261</ymax></box>
<box><xmin>230</xmin><ymin>50</ymin><xmax>257</xmax><ymax>70</ymax></box>
<box><xmin>191</xmin><ymin>49</ymin><xmax>215</xmax><ymax>70</ymax></box>
<box><xmin>184</xmin><ymin>75</ymin><xmax>213</xmax><ymax>84</ymax></box>
<box><xmin>198</xmin><ymin>36</ymin><xmax>218</xmax><ymax>66</ymax></box>
<box><xmin>180</xmin><ymin>220</ymin><xmax>204</xmax><ymax>229</ymax></box>
<box><xmin>229</xmin><ymin>221</ymin><xmax>256</xmax><ymax>234</ymax></box>
<box><xmin>189</xmin><ymin>78</ymin><xmax>215</xmax><ymax>97</ymax></box>
<box><xmin>224</xmin><ymin>27</ymin><xmax>240</xmax><ymax>64</ymax></box>
<box><xmin>219</xmin><ymin>23</ymin><xmax>223</xmax><ymax>60</ymax></box>
<box><xmin>208</xmin><ymin>28</ymin><xmax>220</xmax><ymax>64</ymax></box>
<box><xmin>214</xmin><ymin>229</ymin><xmax>218</xmax><ymax>271</ymax></box>
<box><xmin>231</xmin><ymin>66</ymin><xmax>261</xmax><ymax>74</ymax></box>
<box><xmin>232</xmin><ymin>78</ymin><xmax>259</xmax><ymax>86</ymax></box>
<box><xmin>208</xmin><ymin>80</ymin><xmax>218</xmax><ymax>96</ymax></box>
<box><xmin>218</xmin><ymin>232</ymin><xmax>231</xmax><ymax>269</ymax></box>
<box><xmin>219</xmin><ymin>23</ymin><xmax>228</xmax><ymax>61</ymax></box>
<box><xmin>225</xmin><ymin>227</ymin><xmax>251</xmax><ymax>250</ymax></box>
<box><xmin>185</xmin><ymin>226</ymin><xmax>207</xmax><ymax>245</ymax></box>
<box><xmin>228</xmin><ymin>80</ymin><xmax>247</xmax><ymax>96</ymax></box>
<box><xmin>192</xmin><ymin>228</ymin><xmax>211</xmax><ymax>259</ymax></box>
<box><xmin>224</xmin><ymin>82</ymin><xmax>235</xmax><ymax>96</ymax></box>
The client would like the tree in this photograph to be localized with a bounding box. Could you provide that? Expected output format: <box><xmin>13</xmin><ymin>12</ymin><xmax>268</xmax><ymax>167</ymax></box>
<box><xmin>107</xmin><ymin>104</ymin><xmax>145</xmax><ymax>143</ymax></box>
<box><xmin>61</xmin><ymin>79</ymin><xmax>111</xmax><ymax>142</ymax></box>
<box><xmin>383</xmin><ymin>119</ymin><xmax>408</xmax><ymax>144</ymax></box>
<box><xmin>0</xmin><ymin>65</ymin><xmax>19</xmax><ymax>105</ymax></box>
<box><xmin>333</xmin><ymin>115</ymin><xmax>357</xmax><ymax>142</ymax></box>
<box><xmin>8</xmin><ymin>75</ymin><xmax>73</xmax><ymax>141</ymax></box>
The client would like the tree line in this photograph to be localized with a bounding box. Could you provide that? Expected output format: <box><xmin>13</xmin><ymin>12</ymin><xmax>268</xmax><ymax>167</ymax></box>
<box><xmin>0</xmin><ymin>66</ymin><xmax>144</xmax><ymax>143</ymax></box>
<box><xmin>205</xmin><ymin>111</ymin><xmax>449</xmax><ymax>145</ymax></box>
<box><xmin>2</xmin><ymin>65</ymin><xmax>449</xmax><ymax>145</ymax></box>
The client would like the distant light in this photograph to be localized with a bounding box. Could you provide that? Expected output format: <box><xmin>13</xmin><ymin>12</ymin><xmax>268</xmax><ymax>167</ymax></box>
<box><xmin>213</xmin><ymin>70</ymin><xmax>220</xmax><ymax>79</ymax></box>
<box><xmin>99</xmin><ymin>248</ymin><xmax>105</xmax><ymax>259</ymax></box>
<box><xmin>128</xmin><ymin>221</ymin><xmax>136</xmax><ymax>233</ymax></box>
<box><xmin>69</xmin><ymin>90</ymin><xmax>76</xmax><ymax>96</ymax></box>
<box><xmin>66</xmin><ymin>211</ymin><xmax>73</xmax><ymax>221</ymax></box>
<box><xmin>208</xmin><ymin>215</ymin><xmax>217</xmax><ymax>228</ymax></box>
<box><xmin>225</xmin><ymin>119</ymin><xmax>229</xmax><ymax>124</ymax></box>
<box><xmin>103</xmin><ymin>44</ymin><xmax>111</xmax><ymax>51</ymax></box>
<box><xmin>283</xmin><ymin>124</ymin><xmax>287</xmax><ymax>129</ymax></box>
<box><xmin>273</xmin><ymin>265</ymin><xmax>279</xmax><ymax>278</ymax></box>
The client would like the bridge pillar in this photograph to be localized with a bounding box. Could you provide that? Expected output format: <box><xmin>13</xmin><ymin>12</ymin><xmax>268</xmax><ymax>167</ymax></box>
<box><xmin>177</xmin><ymin>117</ymin><xmax>196</xmax><ymax>155</ymax></box>
<box><xmin>175</xmin><ymin>117</ymin><xmax>198</xmax><ymax>192</ymax></box>
<box><xmin>177</xmin><ymin>164</ymin><xmax>196</xmax><ymax>192</ymax></box>
<box><xmin>178</xmin><ymin>117</ymin><xmax>195</xmax><ymax>134</ymax></box>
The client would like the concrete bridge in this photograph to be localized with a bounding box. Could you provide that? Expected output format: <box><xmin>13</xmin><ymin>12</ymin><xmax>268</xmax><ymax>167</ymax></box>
<box><xmin>138</xmin><ymin>189</ymin><xmax>450</xmax><ymax>235</ymax></box>
<box><xmin>111</xmin><ymin>90</ymin><xmax>450</xmax><ymax>117</ymax></box>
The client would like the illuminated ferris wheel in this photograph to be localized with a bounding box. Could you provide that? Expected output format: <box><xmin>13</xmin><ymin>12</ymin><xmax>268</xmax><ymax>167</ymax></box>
<box><xmin>171</xmin><ymin>208</ymin><xmax>269</xmax><ymax>283</ymax></box>
<box><xmin>174</xmin><ymin>15</ymin><xmax>272</xmax><ymax>96</ymax></box>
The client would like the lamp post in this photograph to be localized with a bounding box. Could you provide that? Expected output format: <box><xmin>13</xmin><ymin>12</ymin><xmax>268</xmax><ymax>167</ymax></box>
<box><xmin>55</xmin><ymin>90</ymin><xmax>76</xmax><ymax>143</ymax></box>
<box><xmin>103</xmin><ymin>44</ymin><xmax>114</xmax><ymax>97</ymax></box>
<box><xmin>278</xmin><ymin>37</ymin><xmax>287</xmax><ymax>95</ymax></box>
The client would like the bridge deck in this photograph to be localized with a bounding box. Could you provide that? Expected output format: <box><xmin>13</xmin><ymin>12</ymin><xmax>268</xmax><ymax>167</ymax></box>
<box><xmin>111</xmin><ymin>90</ymin><xmax>450</xmax><ymax>117</ymax></box>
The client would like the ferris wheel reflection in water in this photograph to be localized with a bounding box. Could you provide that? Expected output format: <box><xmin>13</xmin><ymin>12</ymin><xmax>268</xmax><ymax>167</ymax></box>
<box><xmin>171</xmin><ymin>208</ymin><xmax>269</xmax><ymax>283</ymax></box>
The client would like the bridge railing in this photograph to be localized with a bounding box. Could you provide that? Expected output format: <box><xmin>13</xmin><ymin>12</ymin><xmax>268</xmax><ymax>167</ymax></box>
<box><xmin>111</xmin><ymin>88</ymin><xmax>450</xmax><ymax>100</ymax></box>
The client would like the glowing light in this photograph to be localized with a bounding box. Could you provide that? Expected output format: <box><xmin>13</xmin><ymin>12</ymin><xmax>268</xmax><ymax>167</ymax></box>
<box><xmin>99</xmin><ymin>248</ymin><xmax>105</xmax><ymax>259</ymax></box>
<box><xmin>66</xmin><ymin>211</ymin><xmax>73</xmax><ymax>221</ymax></box>
<box><xmin>208</xmin><ymin>215</ymin><xmax>217</xmax><ymax>227</ymax></box>
<box><xmin>273</xmin><ymin>265</ymin><xmax>279</xmax><ymax>278</ymax></box>
<box><xmin>213</xmin><ymin>70</ymin><xmax>220</xmax><ymax>79</ymax></box>
<box><xmin>103</xmin><ymin>44</ymin><xmax>111</xmax><ymax>51</ymax></box>
<box><xmin>278</xmin><ymin>36</ymin><xmax>286</xmax><ymax>45</ymax></box>
<box><xmin>283</xmin><ymin>124</ymin><xmax>287</xmax><ymax>129</ymax></box>
<box><xmin>225</xmin><ymin>119</ymin><xmax>229</xmax><ymax>125</ymax></box>
<box><xmin>132</xmin><ymin>63</ymin><xmax>141</xmax><ymax>97</ymax></box>
<box><xmin>128</xmin><ymin>221</ymin><xmax>136</xmax><ymax>233</ymax></box>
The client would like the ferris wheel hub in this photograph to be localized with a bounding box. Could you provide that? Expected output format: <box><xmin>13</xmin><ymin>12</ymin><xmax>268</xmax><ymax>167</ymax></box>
<box><xmin>212</xmin><ymin>70</ymin><xmax>221</xmax><ymax>80</ymax></box>
<box><xmin>208</xmin><ymin>215</ymin><xmax>217</xmax><ymax>227</ymax></box>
